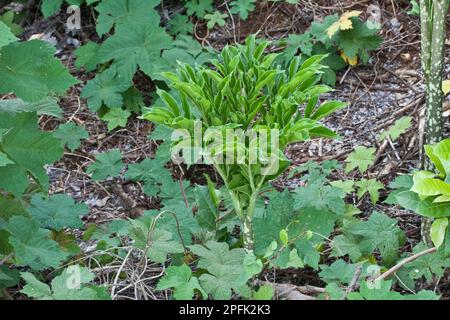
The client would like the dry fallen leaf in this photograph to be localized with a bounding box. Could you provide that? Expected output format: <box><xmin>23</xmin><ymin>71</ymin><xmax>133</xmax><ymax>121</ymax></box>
<box><xmin>442</xmin><ymin>80</ymin><xmax>450</xmax><ymax>95</ymax></box>
<box><xmin>327</xmin><ymin>11</ymin><xmax>362</xmax><ymax>38</ymax></box>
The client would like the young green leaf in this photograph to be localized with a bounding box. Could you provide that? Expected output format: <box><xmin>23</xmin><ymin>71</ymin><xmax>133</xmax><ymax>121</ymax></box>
<box><xmin>54</xmin><ymin>122</ymin><xmax>89</xmax><ymax>151</ymax></box>
<box><xmin>0</xmin><ymin>40</ymin><xmax>78</xmax><ymax>101</ymax></box>
<box><xmin>28</xmin><ymin>194</ymin><xmax>88</xmax><ymax>231</ymax></box>
<box><xmin>204</xmin><ymin>11</ymin><xmax>228</xmax><ymax>29</ymax></box>
<box><xmin>157</xmin><ymin>264</ymin><xmax>206</xmax><ymax>300</ymax></box>
<box><xmin>184</xmin><ymin>0</ymin><xmax>214</xmax><ymax>18</ymax></box>
<box><xmin>86</xmin><ymin>149</ymin><xmax>124</xmax><ymax>181</ymax></box>
<box><xmin>379</xmin><ymin>116</ymin><xmax>412</xmax><ymax>142</ymax></box>
<box><xmin>230</xmin><ymin>0</ymin><xmax>256</xmax><ymax>21</ymax></box>
<box><xmin>168</xmin><ymin>14</ymin><xmax>194</xmax><ymax>35</ymax></box>
<box><xmin>345</xmin><ymin>146</ymin><xmax>376</xmax><ymax>174</ymax></box>
<box><xmin>430</xmin><ymin>218</ymin><xmax>448</xmax><ymax>248</ymax></box>
<box><xmin>355</xmin><ymin>179</ymin><xmax>384</xmax><ymax>204</ymax></box>
<box><xmin>1</xmin><ymin>216</ymin><xmax>68</xmax><ymax>270</ymax></box>
<box><xmin>101</xmin><ymin>108</ymin><xmax>131</xmax><ymax>131</ymax></box>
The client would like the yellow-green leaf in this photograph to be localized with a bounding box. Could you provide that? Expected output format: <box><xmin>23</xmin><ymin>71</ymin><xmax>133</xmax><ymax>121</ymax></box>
<box><xmin>430</xmin><ymin>218</ymin><xmax>448</xmax><ymax>248</ymax></box>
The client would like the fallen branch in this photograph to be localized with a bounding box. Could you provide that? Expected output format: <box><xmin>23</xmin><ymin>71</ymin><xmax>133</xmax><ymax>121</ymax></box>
<box><xmin>372</xmin><ymin>247</ymin><xmax>437</xmax><ymax>283</ymax></box>
<box><xmin>255</xmin><ymin>280</ymin><xmax>324</xmax><ymax>300</ymax></box>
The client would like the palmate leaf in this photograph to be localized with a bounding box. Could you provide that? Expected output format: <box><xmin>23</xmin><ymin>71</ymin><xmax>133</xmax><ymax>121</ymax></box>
<box><xmin>0</xmin><ymin>40</ymin><xmax>78</xmax><ymax>101</ymax></box>
<box><xmin>345</xmin><ymin>146</ymin><xmax>376</xmax><ymax>174</ymax></box>
<box><xmin>189</xmin><ymin>241</ymin><xmax>250</xmax><ymax>300</ymax></box>
<box><xmin>319</xmin><ymin>259</ymin><xmax>359</xmax><ymax>285</ymax></box>
<box><xmin>0</xmin><ymin>112</ymin><xmax>64</xmax><ymax>196</ymax></box>
<box><xmin>355</xmin><ymin>178</ymin><xmax>384</xmax><ymax>204</ymax></box>
<box><xmin>74</xmin><ymin>42</ymin><xmax>101</xmax><ymax>72</ymax></box>
<box><xmin>53</xmin><ymin>122</ymin><xmax>89</xmax><ymax>151</ymax></box>
<box><xmin>184</xmin><ymin>0</ymin><xmax>214</xmax><ymax>18</ymax></box>
<box><xmin>230</xmin><ymin>0</ymin><xmax>256</xmax><ymax>20</ymax></box>
<box><xmin>379</xmin><ymin>116</ymin><xmax>412</xmax><ymax>142</ymax></box>
<box><xmin>348</xmin><ymin>280</ymin><xmax>439</xmax><ymax>300</ymax></box>
<box><xmin>347</xmin><ymin>212</ymin><xmax>405</xmax><ymax>265</ymax></box>
<box><xmin>204</xmin><ymin>11</ymin><xmax>228</xmax><ymax>29</ymax></box>
<box><xmin>86</xmin><ymin>149</ymin><xmax>124</xmax><ymax>181</ymax></box>
<box><xmin>129</xmin><ymin>219</ymin><xmax>184</xmax><ymax>263</ymax></box>
<box><xmin>101</xmin><ymin>108</ymin><xmax>131</xmax><ymax>131</ymax></box>
<box><xmin>1</xmin><ymin>216</ymin><xmax>67</xmax><ymax>270</ymax></box>
<box><xmin>331</xmin><ymin>234</ymin><xmax>362</xmax><ymax>262</ymax></box>
<box><xmin>94</xmin><ymin>0</ymin><xmax>160</xmax><ymax>36</ymax></box>
<box><xmin>28</xmin><ymin>194</ymin><xmax>89</xmax><ymax>231</ymax></box>
<box><xmin>0</xmin><ymin>98</ymin><xmax>62</xmax><ymax>118</ymax></box>
<box><xmin>157</xmin><ymin>264</ymin><xmax>206</xmax><ymax>300</ymax></box>
<box><xmin>21</xmin><ymin>265</ymin><xmax>110</xmax><ymax>300</ymax></box>
<box><xmin>168</xmin><ymin>14</ymin><xmax>194</xmax><ymax>35</ymax></box>
<box><xmin>97</xmin><ymin>22</ymin><xmax>173</xmax><ymax>81</ymax></box>
<box><xmin>81</xmin><ymin>68</ymin><xmax>131</xmax><ymax>112</ymax></box>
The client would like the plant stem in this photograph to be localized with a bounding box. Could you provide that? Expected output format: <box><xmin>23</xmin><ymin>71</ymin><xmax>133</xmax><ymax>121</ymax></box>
<box><xmin>420</xmin><ymin>0</ymin><xmax>449</xmax><ymax>246</ymax></box>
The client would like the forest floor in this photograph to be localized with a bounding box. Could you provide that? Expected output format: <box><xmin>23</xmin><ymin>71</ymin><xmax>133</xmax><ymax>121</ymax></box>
<box><xmin>9</xmin><ymin>0</ymin><xmax>450</xmax><ymax>298</ymax></box>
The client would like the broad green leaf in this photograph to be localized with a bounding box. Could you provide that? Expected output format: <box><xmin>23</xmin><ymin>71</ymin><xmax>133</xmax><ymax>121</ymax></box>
<box><xmin>94</xmin><ymin>0</ymin><xmax>160</xmax><ymax>36</ymax></box>
<box><xmin>0</xmin><ymin>152</ymin><xmax>13</xmax><ymax>167</ymax></box>
<box><xmin>204</xmin><ymin>11</ymin><xmax>228</xmax><ymax>29</ymax></box>
<box><xmin>0</xmin><ymin>98</ymin><xmax>62</xmax><ymax>118</ymax></box>
<box><xmin>348</xmin><ymin>212</ymin><xmax>404</xmax><ymax>265</ymax></box>
<box><xmin>86</xmin><ymin>149</ymin><xmax>124</xmax><ymax>181</ymax></box>
<box><xmin>379</xmin><ymin>117</ymin><xmax>412</xmax><ymax>142</ymax></box>
<box><xmin>168</xmin><ymin>14</ymin><xmax>194</xmax><ymax>35</ymax></box>
<box><xmin>28</xmin><ymin>194</ymin><xmax>88</xmax><ymax>231</ymax></box>
<box><xmin>230</xmin><ymin>0</ymin><xmax>256</xmax><ymax>20</ymax></box>
<box><xmin>0</xmin><ymin>112</ymin><xmax>64</xmax><ymax>196</ymax></box>
<box><xmin>157</xmin><ymin>264</ymin><xmax>206</xmax><ymax>300</ymax></box>
<box><xmin>185</xmin><ymin>0</ymin><xmax>214</xmax><ymax>18</ymax></box>
<box><xmin>189</xmin><ymin>241</ymin><xmax>249</xmax><ymax>299</ymax></box>
<box><xmin>331</xmin><ymin>234</ymin><xmax>362</xmax><ymax>262</ymax></box>
<box><xmin>2</xmin><ymin>216</ymin><xmax>67</xmax><ymax>270</ymax></box>
<box><xmin>430</xmin><ymin>218</ymin><xmax>448</xmax><ymax>248</ymax></box>
<box><xmin>319</xmin><ymin>259</ymin><xmax>358</xmax><ymax>285</ymax></box>
<box><xmin>253</xmin><ymin>285</ymin><xmax>274</xmax><ymax>300</ymax></box>
<box><xmin>74</xmin><ymin>42</ymin><xmax>100</xmax><ymax>72</ymax></box>
<box><xmin>20</xmin><ymin>272</ymin><xmax>52</xmax><ymax>299</ymax></box>
<box><xmin>53</xmin><ymin>122</ymin><xmax>89</xmax><ymax>151</ymax></box>
<box><xmin>330</xmin><ymin>180</ymin><xmax>354</xmax><ymax>194</ymax></box>
<box><xmin>0</xmin><ymin>40</ymin><xmax>78</xmax><ymax>101</ymax></box>
<box><xmin>0</xmin><ymin>20</ymin><xmax>17</xmax><ymax>49</ymax></box>
<box><xmin>345</xmin><ymin>146</ymin><xmax>376</xmax><ymax>174</ymax></box>
<box><xmin>101</xmin><ymin>108</ymin><xmax>131</xmax><ymax>131</ymax></box>
<box><xmin>97</xmin><ymin>22</ymin><xmax>173</xmax><ymax>81</ymax></box>
<box><xmin>81</xmin><ymin>68</ymin><xmax>131</xmax><ymax>112</ymax></box>
<box><xmin>355</xmin><ymin>179</ymin><xmax>384</xmax><ymax>204</ymax></box>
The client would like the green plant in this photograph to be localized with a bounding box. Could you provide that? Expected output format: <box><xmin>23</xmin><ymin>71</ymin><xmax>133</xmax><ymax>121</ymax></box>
<box><xmin>279</xmin><ymin>11</ymin><xmax>382</xmax><ymax>85</ymax></box>
<box><xmin>144</xmin><ymin>35</ymin><xmax>346</xmax><ymax>254</ymax></box>
<box><xmin>394</xmin><ymin>138</ymin><xmax>450</xmax><ymax>252</ymax></box>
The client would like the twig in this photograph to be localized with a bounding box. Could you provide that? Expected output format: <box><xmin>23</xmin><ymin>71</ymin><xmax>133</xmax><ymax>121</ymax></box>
<box><xmin>341</xmin><ymin>265</ymin><xmax>362</xmax><ymax>300</ymax></box>
<box><xmin>372</xmin><ymin>247</ymin><xmax>437</xmax><ymax>283</ymax></box>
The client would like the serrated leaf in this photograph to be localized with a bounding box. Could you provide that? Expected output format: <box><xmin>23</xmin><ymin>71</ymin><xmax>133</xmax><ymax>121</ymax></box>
<box><xmin>319</xmin><ymin>259</ymin><xmax>358</xmax><ymax>285</ymax></box>
<box><xmin>330</xmin><ymin>180</ymin><xmax>354</xmax><ymax>194</ymax></box>
<box><xmin>355</xmin><ymin>178</ymin><xmax>384</xmax><ymax>204</ymax></box>
<box><xmin>189</xmin><ymin>241</ymin><xmax>250</xmax><ymax>299</ymax></box>
<box><xmin>81</xmin><ymin>68</ymin><xmax>131</xmax><ymax>112</ymax></box>
<box><xmin>94</xmin><ymin>0</ymin><xmax>160</xmax><ymax>36</ymax></box>
<box><xmin>74</xmin><ymin>42</ymin><xmax>100</xmax><ymax>72</ymax></box>
<box><xmin>204</xmin><ymin>11</ymin><xmax>228</xmax><ymax>29</ymax></box>
<box><xmin>253</xmin><ymin>285</ymin><xmax>274</xmax><ymax>300</ymax></box>
<box><xmin>97</xmin><ymin>22</ymin><xmax>174</xmax><ymax>81</ymax></box>
<box><xmin>168</xmin><ymin>14</ymin><xmax>194</xmax><ymax>35</ymax></box>
<box><xmin>53</xmin><ymin>122</ymin><xmax>89</xmax><ymax>151</ymax></box>
<box><xmin>379</xmin><ymin>117</ymin><xmax>412</xmax><ymax>142</ymax></box>
<box><xmin>348</xmin><ymin>212</ymin><xmax>404</xmax><ymax>265</ymax></box>
<box><xmin>230</xmin><ymin>0</ymin><xmax>256</xmax><ymax>21</ymax></box>
<box><xmin>2</xmin><ymin>216</ymin><xmax>67</xmax><ymax>270</ymax></box>
<box><xmin>157</xmin><ymin>264</ymin><xmax>206</xmax><ymax>300</ymax></box>
<box><xmin>0</xmin><ymin>40</ymin><xmax>78</xmax><ymax>101</ymax></box>
<box><xmin>185</xmin><ymin>0</ymin><xmax>214</xmax><ymax>18</ymax></box>
<box><xmin>0</xmin><ymin>112</ymin><xmax>64</xmax><ymax>196</ymax></box>
<box><xmin>86</xmin><ymin>149</ymin><xmax>124</xmax><ymax>181</ymax></box>
<box><xmin>345</xmin><ymin>146</ymin><xmax>376</xmax><ymax>174</ymax></box>
<box><xmin>101</xmin><ymin>108</ymin><xmax>131</xmax><ymax>131</ymax></box>
<box><xmin>0</xmin><ymin>98</ymin><xmax>62</xmax><ymax>118</ymax></box>
<box><xmin>28</xmin><ymin>194</ymin><xmax>88</xmax><ymax>231</ymax></box>
<box><xmin>331</xmin><ymin>234</ymin><xmax>362</xmax><ymax>262</ymax></box>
